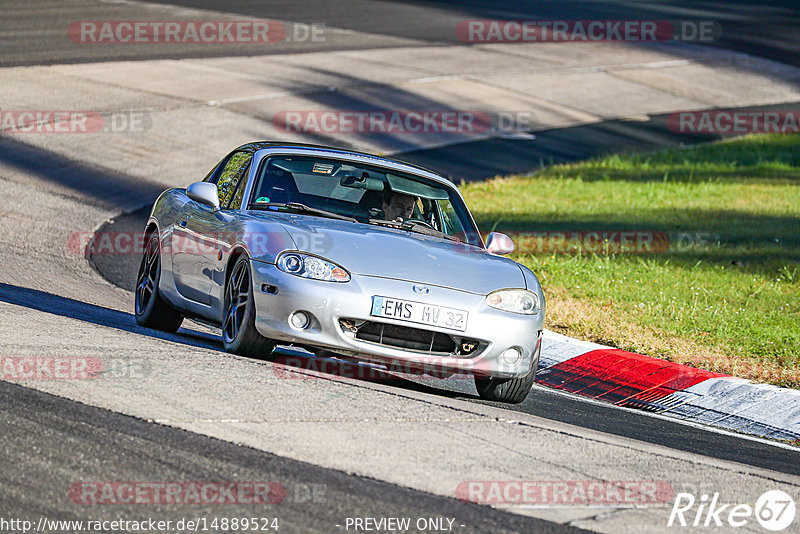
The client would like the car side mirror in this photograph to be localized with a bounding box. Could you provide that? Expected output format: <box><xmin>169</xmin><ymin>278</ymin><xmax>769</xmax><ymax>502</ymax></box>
<box><xmin>186</xmin><ymin>182</ymin><xmax>221</xmax><ymax>211</ymax></box>
<box><xmin>486</xmin><ymin>232</ymin><xmax>515</xmax><ymax>255</ymax></box>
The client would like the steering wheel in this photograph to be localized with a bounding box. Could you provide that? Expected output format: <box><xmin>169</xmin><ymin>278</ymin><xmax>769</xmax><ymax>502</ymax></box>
<box><xmin>405</xmin><ymin>217</ymin><xmax>436</xmax><ymax>230</ymax></box>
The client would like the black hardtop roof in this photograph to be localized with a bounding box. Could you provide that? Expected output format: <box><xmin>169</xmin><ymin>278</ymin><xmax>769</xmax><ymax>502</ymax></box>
<box><xmin>232</xmin><ymin>141</ymin><xmax>443</xmax><ymax>179</ymax></box>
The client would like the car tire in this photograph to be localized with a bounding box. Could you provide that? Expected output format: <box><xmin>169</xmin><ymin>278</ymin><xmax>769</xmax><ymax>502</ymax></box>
<box><xmin>222</xmin><ymin>255</ymin><xmax>276</xmax><ymax>358</ymax></box>
<box><xmin>474</xmin><ymin>339</ymin><xmax>541</xmax><ymax>404</ymax></box>
<box><xmin>135</xmin><ymin>232</ymin><xmax>184</xmax><ymax>333</ymax></box>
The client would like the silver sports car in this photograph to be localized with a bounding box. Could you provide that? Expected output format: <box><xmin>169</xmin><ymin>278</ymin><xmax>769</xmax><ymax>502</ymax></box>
<box><xmin>136</xmin><ymin>142</ymin><xmax>545</xmax><ymax>403</ymax></box>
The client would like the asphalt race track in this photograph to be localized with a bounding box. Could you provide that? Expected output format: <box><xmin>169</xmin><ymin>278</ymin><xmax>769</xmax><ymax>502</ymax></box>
<box><xmin>2</xmin><ymin>1</ymin><xmax>800</xmax><ymax>532</ymax></box>
<box><xmin>0</xmin><ymin>380</ymin><xmax>582</xmax><ymax>533</ymax></box>
<box><xmin>4</xmin><ymin>0</ymin><xmax>799</xmax><ymax>67</ymax></box>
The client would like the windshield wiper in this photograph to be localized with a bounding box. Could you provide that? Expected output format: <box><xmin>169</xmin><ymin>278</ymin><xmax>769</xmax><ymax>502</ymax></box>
<box><xmin>252</xmin><ymin>202</ymin><xmax>356</xmax><ymax>222</ymax></box>
<box><xmin>366</xmin><ymin>218</ymin><xmax>402</xmax><ymax>227</ymax></box>
<box><xmin>367</xmin><ymin>218</ymin><xmax>459</xmax><ymax>241</ymax></box>
<box><xmin>402</xmin><ymin>220</ymin><xmax>460</xmax><ymax>241</ymax></box>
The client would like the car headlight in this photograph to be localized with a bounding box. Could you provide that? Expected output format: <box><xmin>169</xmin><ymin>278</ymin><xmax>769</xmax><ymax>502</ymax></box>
<box><xmin>486</xmin><ymin>289</ymin><xmax>539</xmax><ymax>315</ymax></box>
<box><xmin>276</xmin><ymin>252</ymin><xmax>350</xmax><ymax>282</ymax></box>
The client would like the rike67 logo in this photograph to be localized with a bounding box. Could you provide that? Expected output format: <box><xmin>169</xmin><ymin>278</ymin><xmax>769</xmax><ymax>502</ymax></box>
<box><xmin>668</xmin><ymin>490</ymin><xmax>796</xmax><ymax>531</ymax></box>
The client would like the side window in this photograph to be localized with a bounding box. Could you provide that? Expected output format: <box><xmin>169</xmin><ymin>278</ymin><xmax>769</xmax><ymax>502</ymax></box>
<box><xmin>437</xmin><ymin>199</ymin><xmax>466</xmax><ymax>237</ymax></box>
<box><xmin>216</xmin><ymin>152</ymin><xmax>252</xmax><ymax>208</ymax></box>
<box><xmin>226</xmin><ymin>161</ymin><xmax>251</xmax><ymax>209</ymax></box>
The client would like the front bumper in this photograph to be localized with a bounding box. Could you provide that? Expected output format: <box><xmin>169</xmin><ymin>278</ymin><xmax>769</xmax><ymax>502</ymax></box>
<box><xmin>250</xmin><ymin>260</ymin><xmax>544</xmax><ymax>378</ymax></box>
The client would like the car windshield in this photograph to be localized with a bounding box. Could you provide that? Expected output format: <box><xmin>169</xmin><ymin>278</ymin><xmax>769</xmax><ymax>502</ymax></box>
<box><xmin>249</xmin><ymin>155</ymin><xmax>483</xmax><ymax>246</ymax></box>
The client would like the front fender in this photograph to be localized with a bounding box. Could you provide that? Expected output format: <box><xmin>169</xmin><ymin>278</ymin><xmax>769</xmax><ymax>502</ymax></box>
<box><xmin>238</xmin><ymin>217</ymin><xmax>297</xmax><ymax>265</ymax></box>
<box><xmin>207</xmin><ymin>217</ymin><xmax>297</xmax><ymax>318</ymax></box>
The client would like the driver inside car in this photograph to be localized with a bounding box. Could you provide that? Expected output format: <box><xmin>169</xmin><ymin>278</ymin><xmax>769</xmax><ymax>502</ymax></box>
<box><xmin>382</xmin><ymin>190</ymin><xmax>419</xmax><ymax>222</ymax></box>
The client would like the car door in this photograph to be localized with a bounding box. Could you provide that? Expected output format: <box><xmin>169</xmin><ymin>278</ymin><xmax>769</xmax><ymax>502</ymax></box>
<box><xmin>172</xmin><ymin>151</ymin><xmax>252</xmax><ymax>306</ymax></box>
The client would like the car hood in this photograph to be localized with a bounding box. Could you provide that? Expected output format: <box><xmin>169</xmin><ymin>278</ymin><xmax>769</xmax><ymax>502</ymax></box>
<box><xmin>276</xmin><ymin>215</ymin><xmax>524</xmax><ymax>294</ymax></box>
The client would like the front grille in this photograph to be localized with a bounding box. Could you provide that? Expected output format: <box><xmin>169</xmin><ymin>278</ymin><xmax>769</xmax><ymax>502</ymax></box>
<box><xmin>339</xmin><ymin>319</ymin><xmax>482</xmax><ymax>357</ymax></box>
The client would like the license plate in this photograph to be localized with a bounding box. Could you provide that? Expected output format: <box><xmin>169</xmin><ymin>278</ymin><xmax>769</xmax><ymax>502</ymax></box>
<box><xmin>370</xmin><ymin>296</ymin><xmax>468</xmax><ymax>332</ymax></box>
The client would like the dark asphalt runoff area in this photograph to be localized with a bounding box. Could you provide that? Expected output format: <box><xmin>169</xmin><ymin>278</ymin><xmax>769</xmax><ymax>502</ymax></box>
<box><xmin>178</xmin><ymin>0</ymin><xmax>800</xmax><ymax>68</ymax></box>
<box><xmin>0</xmin><ymin>380</ymin><xmax>585</xmax><ymax>533</ymax></box>
<box><xmin>3</xmin><ymin>0</ymin><xmax>799</xmax><ymax>68</ymax></box>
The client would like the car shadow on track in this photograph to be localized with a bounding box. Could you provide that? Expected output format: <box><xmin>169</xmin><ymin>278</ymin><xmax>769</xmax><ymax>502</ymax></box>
<box><xmin>0</xmin><ymin>282</ymin><xmax>219</xmax><ymax>350</ymax></box>
<box><xmin>0</xmin><ymin>282</ymin><xmax>479</xmax><ymax>400</ymax></box>
<box><xmin>269</xmin><ymin>349</ymin><xmax>479</xmax><ymax>400</ymax></box>
<box><xmin>0</xmin><ymin>136</ymin><xmax>167</xmax><ymax>210</ymax></box>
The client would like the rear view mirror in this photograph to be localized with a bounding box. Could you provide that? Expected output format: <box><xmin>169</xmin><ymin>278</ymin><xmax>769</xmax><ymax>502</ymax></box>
<box><xmin>340</xmin><ymin>175</ymin><xmax>384</xmax><ymax>191</ymax></box>
<box><xmin>486</xmin><ymin>232</ymin><xmax>515</xmax><ymax>255</ymax></box>
<box><xmin>186</xmin><ymin>182</ymin><xmax>221</xmax><ymax>211</ymax></box>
